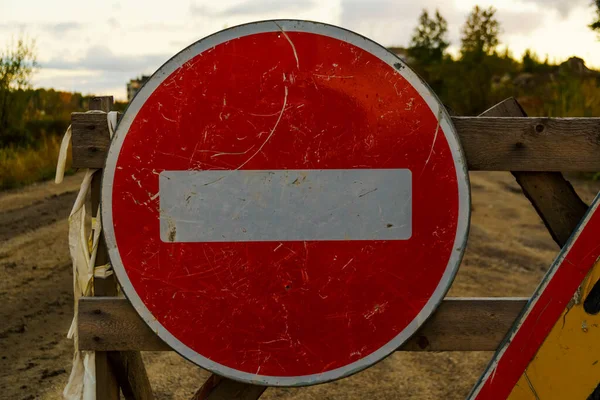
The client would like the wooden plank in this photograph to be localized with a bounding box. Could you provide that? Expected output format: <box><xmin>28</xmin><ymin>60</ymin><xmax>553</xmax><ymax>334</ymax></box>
<box><xmin>402</xmin><ymin>297</ymin><xmax>527</xmax><ymax>351</ymax></box>
<box><xmin>108</xmin><ymin>352</ymin><xmax>154</xmax><ymax>400</ymax></box>
<box><xmin>70</xmin><ymin>112</ymin><xmax>600</xmax><ymax>171</ymax></box>
<box><xmin>96</xmin><ymin>353</ymin><xmax>120</xmax><ymax>400</ymax></box>
<box><xmin>87</xmin><ymin>96</ymin><xmax>154</xmax><ymax>400</ymax></box>
<box><xmin>90</xmin><ymin>96</ymin><xmax>115</xmax><ymax>112</ymax></box>
<box><xmin>72</xmin><ymin>112</ymin><xmax>112</xmax><ymax>169</ymax></box>
<box><xmin>479</xmin><ymin>98</ymin><xmax>588</xmax><ymax>247</ymax></box>
<box><xmin>454</xmin><ymin>116</ymin><xmax>600</xmax><ymax>172</ymax></box>
<box><xmin>191</xmin><ymin>375</ymin><xmax>266</xmax><ymax>400</ymax></box>
<box><xmin>88</xmin><ymin>96</ymin><xmax>121</xmax><ymax>400</ymax></box>
<box><xmin>79</xmin><ymin>296</ymin><xmax>168</xmax><ymax>351</ymax></box>
<box><xmin>78</xmin><ymin>297</ymin><xmax>528</xmax><ymax>352</ymax></box>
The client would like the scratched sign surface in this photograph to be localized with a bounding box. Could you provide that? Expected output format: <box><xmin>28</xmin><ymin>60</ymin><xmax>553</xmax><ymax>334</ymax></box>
<box><xmin>102</xmin><ymin>20</ymin><xmax>470</xmax><ymax>386</ymax></box>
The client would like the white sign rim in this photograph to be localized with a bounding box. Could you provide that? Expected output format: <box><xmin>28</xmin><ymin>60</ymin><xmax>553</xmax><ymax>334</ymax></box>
<box><xmin>101</xmin><ymin>19</ymin><xmax>471</xmax><ymax>387</ymax></box>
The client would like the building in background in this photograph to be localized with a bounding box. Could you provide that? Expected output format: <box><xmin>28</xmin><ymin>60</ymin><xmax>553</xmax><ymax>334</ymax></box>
<box><xmin>127</xmin><ymin>76</ymin><xmax>150</xmax><ymax>102</ymax></box>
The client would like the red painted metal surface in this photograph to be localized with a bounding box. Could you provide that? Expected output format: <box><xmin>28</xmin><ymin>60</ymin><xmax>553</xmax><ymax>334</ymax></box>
<box><xmin>104</xmin><ymin>22</ymin><xmax>468</xmax><ymax>384</ymax></box>
<box><xmin>469</xmin><ymin>196</ymin><xmax>600</xmax><ymax>399</ymax></box>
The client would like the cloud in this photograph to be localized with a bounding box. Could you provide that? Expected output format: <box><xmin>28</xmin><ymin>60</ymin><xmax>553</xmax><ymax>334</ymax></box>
<box><xmin>340</xmin><ymin>0</ymin><xmax>464</xmax><ymax>47</ymax></box>
<box><xmin>339</xmin><ymin>0</ymin><xmax>556</xmax><ymax>48</ymax></box>
<box><xmin>495</xmin><ymin>9</ymin><xmax>544</xmax><ymax>36</ymax></box>
<box><xmin>133</xmin><ymin>22</ymin><xmax>183</xmax><ymax>33</ymax></box>
<box><xmin>0</xmin><ymin>21</ymin><xmax>82</xmax><ymax>37</ymax></box>
<box><xmin>521</xmin><ymin>0</ymin><xmax>588</xmax><ymax>17</ymax></box>
<box><xmin>44</xmin><ymin>45</ymin><xmax>169</xmax><ymax>73</ymax></box>
<box><xmin>33</xmin><ymin>68</ymin><xmax>130</xmax><ymax>100</ymax></box>
<box><xmin>191</xmin><ymin>0</ymin><xmax>315</xmax><ymax>17</ymax></box>
<box><xmin>0</xmin><ymin>21</ymin><xmax>82</xmax><ymax>36</ymax></box>
<box><xmin>107</xmin><ymin>18</ymin><xmax>120</xmax><ymax>29</ymax></box>
<box><xmin>0</xmin><ymin>22</ymin><xmax>29</xmax><ymax>32</ymax></box>
<box><xmin>45</xmin><ymin>22</ymin><xmax>82</xmax><ymax>36</ymax></box>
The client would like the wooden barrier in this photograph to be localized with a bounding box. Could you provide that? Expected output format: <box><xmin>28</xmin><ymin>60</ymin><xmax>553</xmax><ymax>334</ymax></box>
<box><xmin>72</xmin><ymin>97</ymin><xmax>593</xmax><ymax>399</ymax></box>
<box><xmin>78</xmin><ymin>297</ymin><xmax>528</xmax><ymax>353</ymax></box>
<box><xmin>71</xmin><ymin>113</ymin><xmax>600</xmax><ymax>172</ymax></box>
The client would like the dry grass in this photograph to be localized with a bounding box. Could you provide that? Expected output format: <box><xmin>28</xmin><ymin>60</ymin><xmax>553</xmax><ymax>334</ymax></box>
<box><xmin>0</xmin><ymin>134</ymin><xmax>71</xmax><ymax>190</ymax></box>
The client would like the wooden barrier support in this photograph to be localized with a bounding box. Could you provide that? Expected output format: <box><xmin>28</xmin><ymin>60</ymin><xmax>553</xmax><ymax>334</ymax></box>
<box><xmin>71</xmin><ymin>97</ymin><xmax>595</xmax><ymax>399</ymax></box>
<box><xmin>78</xmin><ymin>297</ymin><xmax>528</xmax><ymax>353</ymax></box>
<box><xmin>479</xmin><ymin>98</ymin><xmax>588</xmax><ymax>248</ymax></box>
<box><xmin>70</xmin><ymin>112</ymin><xmax>600</xmax><ymax>172</ymax></box>
<box><xmin>85</xmin><ymin>97</ymin><xmax>154</xmax><ymax>400</ymax></box>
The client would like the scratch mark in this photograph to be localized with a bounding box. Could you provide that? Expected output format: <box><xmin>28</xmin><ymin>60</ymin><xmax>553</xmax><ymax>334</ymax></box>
<box><xmin>236</xmin><ymin>86</ymin><xmax>288</xmax><ymax>170</ymax></box>
<box><xmin>161</xmin><ymin>112</ymin><xmax>177</xmax><ymax>123</ymax></box>
<box><xmin>203</xmin><ymin>176</ymin><xmax>225</xmax><ymax>186</ymax></box>
<box><xmin>562</xmin><ymin>300</ymin><xmax>575</xmax><ymax>329</ymax></box>
<box><xmin>313</xmin><ymin>74</ymin><xmax>354</xmax><ymax>80</ymax></box>
<box><xmin>341</xmin><ymin>258</ymin><xmax>354</xmax><ymax>271</ymax></box>
<box><xmin>524</xmin><ymin>370</ymin><xmax>541</xmax><ymax>400</ymax></box>
<box><xmin>358</xmin><ymin>188</ymin><xmax>378</xmax><ymax>198</ymax></box>
<box><xmin>131</xmin><ymin>174</ymin><xmax>142</xmax><ymax>188</ymax></box>
<box><xmin>247</xmin><ymin>108</ymin><xmax>291</xmax><ymax>117</ymax></box>
<box><xmin>211</xmin><ymin>147</ymin><xmax>255</xmax><ymax>158</ymax></box>
<box><xmin>275</xmin><ymin>22</ymin><xmax>299</xmax><ymax>69</ymax></box>
<box><xmin>364</xmin><ymin>306</ymin><xmax>378</xmax><ymax>319</ymax></box>
<box><xmin>424</xmin><ymin>115</ymin><xmax>441</xmax><ymax>166</ymax></box>
<box><xmin>274</xmin><ymin>243</ymin><xmax>283</xmax><ymax>252</ymax></box>
<box><xmin>489</xmin><ymin>366</ymin><xmax>498</xmax><ymax>383</ymax></box>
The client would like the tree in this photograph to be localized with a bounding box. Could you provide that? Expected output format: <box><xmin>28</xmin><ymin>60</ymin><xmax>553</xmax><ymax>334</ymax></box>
<box><xmin>522</xmin><ymin>49</ymin><xmax>540</xmax><ymax>73</ymax></box>
<box><xmin>408</xmin><ymin>9</ymin><xmax>450</xmax><ymax>65</ymax></box>
<box><xmin>461</xmin><ymin>5</ymin><xmax>500</xmax><ymax>57</ymax></box>
<box><xmin>0</xmin><ymin>36</ymin><xmax>38</xmax><ymax>144</ymax></box>
<box><xmin>591</xmin><ymin>0</ymin><xmax>600</xmax><ymax>33</ymax></box>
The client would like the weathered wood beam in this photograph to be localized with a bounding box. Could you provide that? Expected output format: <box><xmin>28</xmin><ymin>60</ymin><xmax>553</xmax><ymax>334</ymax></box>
<box><xmin>85</xmin><ymin>96</ymin><xmax>154</xmax><ymax>400</ymax></box>
<box><xmin>454</xmin><ymin>116</ymin><xmax>600</xmax><ymax>172</ymax></box>
<box><xmin>88</xmin><ymin>97</ymin><xmax>121</xmax><ymax>400</ymax></box>
<box><xmin>78</xmin><ymin>297</ymin><xmax>527</xmax><ymax>353</ymax></box>
<box><xmin>479</xmin><ymin>98</ymin><xmax>589</xmax><ymax>247</ymax></box>
<box><xmin>191</xmin><ymin>375</ymin><xmax>267</xmax><ymax>400</ymax></box>
<box><xmin>71</xmin><ymin>112</ymin><xmax>600</xmax><ymax>172</ymax></box>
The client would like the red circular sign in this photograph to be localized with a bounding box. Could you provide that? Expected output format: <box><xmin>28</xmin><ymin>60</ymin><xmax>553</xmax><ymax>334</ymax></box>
<box><xmin>103</xmin><ymin>20</ymin><xmax>470</xmax><ymax>386</ymax></box>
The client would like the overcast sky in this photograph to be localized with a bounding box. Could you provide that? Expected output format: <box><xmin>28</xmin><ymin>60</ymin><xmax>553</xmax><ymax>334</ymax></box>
<box><xmin>1</xmin><ymin>0</ymin><xmax>599</xmax><ymax>100</ymax></box>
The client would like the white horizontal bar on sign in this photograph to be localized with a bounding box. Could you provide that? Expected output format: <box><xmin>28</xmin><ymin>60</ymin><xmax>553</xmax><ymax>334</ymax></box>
<box><xmin>159</xmin><ymin>169</ymin><xmax>412</xmax><ymax>242</ymax></box>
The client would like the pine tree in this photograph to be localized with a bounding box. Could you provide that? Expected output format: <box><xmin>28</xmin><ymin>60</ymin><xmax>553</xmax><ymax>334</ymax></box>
<box><xmin>591</xmin><ymin>0</ymin><xmax>600</xmax><ymax>33</ymax></box>
<box><xmin>408</xmin><ymin>9</ymin><xmax>450</xmax><ymax>65</ymax></box>
<box><xmin>522</xmin><ymin>49</ymin><xmax>540</xmax><ymax>73</ymax></box>
<box><xmin>461</xmin><ymin>6</ymin><xmax>500</xmax><ymax>57</ymax></box>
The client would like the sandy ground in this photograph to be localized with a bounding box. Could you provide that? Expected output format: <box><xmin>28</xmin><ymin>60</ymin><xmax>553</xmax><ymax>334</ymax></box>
<box><xmin>1</xmin><ymin>171</ymin><xmax>599</xmax><ymax>400</ymax></box>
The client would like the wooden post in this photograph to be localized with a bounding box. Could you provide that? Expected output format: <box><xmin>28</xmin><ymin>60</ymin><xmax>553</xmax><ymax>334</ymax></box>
<box><xmin>192</xmin><ymin>375</ymin><xmax>267</xmax><ymax>400</ymax></box>
<box><xmin>480</xmin><ymin>98</ymin><xmax>588</xmax><ymax>247</ymax></box>
<box><xmin>89</xmin><ymin>96</ymin><xmax>121</xmax><ymax>400</ymax></box>
<box><xmin>87</xmin><ymin>96</ymin><xmax>154</xmax><ymax>400</ymax></box>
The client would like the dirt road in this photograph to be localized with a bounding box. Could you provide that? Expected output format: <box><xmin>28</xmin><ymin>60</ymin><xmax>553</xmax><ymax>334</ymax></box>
<box><xmin>1</xmin><ymin>172</ymin><xmax>599</xmax><ymax>400</ymax></box>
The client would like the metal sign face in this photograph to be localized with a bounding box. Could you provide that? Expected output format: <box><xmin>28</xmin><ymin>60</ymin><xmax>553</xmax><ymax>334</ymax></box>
<box><xmin>102</xmin><ymin>20</ymin><xmax>470</xmax><ymax>386</ymax></box>
<box><xmin>469</xmin><ymin>193</ymin><xmax>600</xmax><ymax>399</ymax></box>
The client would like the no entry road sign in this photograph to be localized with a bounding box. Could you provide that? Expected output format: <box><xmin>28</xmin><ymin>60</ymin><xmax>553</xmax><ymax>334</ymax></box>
<box><xmin>102</xmin><ymin>20</ymin><xmax>470</xmax><ymax>386</ymax></box>
<box><xmin>469</xmin><ymin>193</ymin><xmax>600</xmax><ymax>399</ymax></box>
